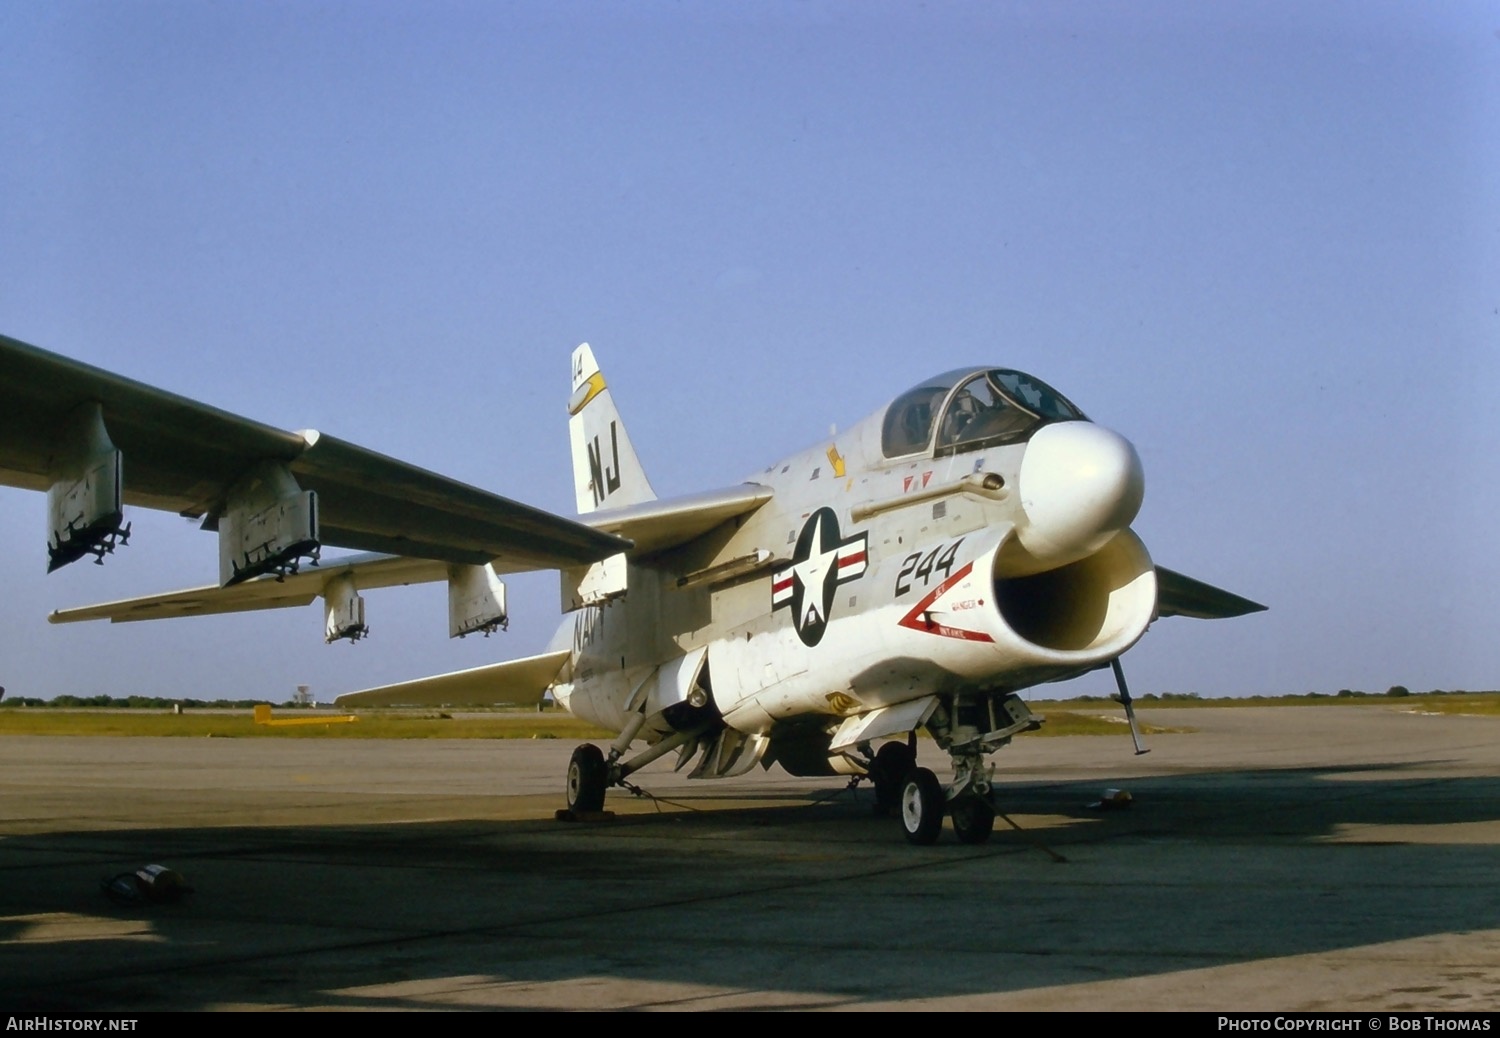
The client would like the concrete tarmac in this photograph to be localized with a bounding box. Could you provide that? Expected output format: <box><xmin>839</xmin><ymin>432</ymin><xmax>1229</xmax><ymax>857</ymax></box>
<box><xmin>2</xmin><ymin>703</ymin><xmax>1499</xmax><ymax>1011</ymax></box>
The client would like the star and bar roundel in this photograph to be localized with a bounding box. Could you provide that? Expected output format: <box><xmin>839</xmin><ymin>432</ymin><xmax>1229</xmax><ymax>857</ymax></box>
<box><xmin>771</xmin><ymin>508</ymin><xmax>868</xmax><ymax>647</ymax></box>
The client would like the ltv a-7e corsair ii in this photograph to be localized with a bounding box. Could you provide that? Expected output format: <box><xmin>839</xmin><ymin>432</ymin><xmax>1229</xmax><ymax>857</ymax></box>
<box><xmin>0</xmin><ymin>334</ymin><xmax>1262</xmax><ymax>844</ymax></box>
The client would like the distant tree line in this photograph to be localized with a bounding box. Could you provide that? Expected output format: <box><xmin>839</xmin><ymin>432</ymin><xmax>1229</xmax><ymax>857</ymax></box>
<box><xmin>0</xmin><ymin>695</ymin><xmax>306</xmax><ymax>709</ymax></box>
<box><xmin>4</xmin><ymin>688</ymin><xmax>1495</xmax><ymax>708</ymax></box>
<box><xmin>1060</xmin><ymin>686</ymin><xmax>1494</xmax><ymax>703</ymax></box>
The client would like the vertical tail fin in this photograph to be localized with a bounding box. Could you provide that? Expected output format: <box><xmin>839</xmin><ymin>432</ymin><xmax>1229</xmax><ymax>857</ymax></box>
<box><xmin>568</xmin><ymin>344</ymin><xmax>657</xmax><ymax>515</ymax></box>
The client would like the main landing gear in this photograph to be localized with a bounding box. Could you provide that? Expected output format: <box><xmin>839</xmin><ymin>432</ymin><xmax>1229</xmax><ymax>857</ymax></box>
<box><xmin>566</xmin><ymin>744</ymin><xmax>608</xmax><ymax>813</ymax></box>
<box><xmin>562</xmin><ymin>724</ymin><xmax>709</xmax><ymax>816</ymax></box>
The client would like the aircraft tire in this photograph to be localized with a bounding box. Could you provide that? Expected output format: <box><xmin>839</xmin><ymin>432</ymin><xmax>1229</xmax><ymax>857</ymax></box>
<box><xmin>871</xmin><ymin>740</ymin><xmax>916</xmax><ymax>817</ymax></box>
<box><xmin>950</xmin><ymin>797</ymin><xmax>996</xmax><ymax>845</ymax></box>
<box><xmin>567</xmin><ymin>744</ymin><xmax>607</xmax><ymax>813</ymax></box>
<box><xmin>899</xmin><ymin>767</ymin><xmax>944</xmax><ymax>845</ymax></box>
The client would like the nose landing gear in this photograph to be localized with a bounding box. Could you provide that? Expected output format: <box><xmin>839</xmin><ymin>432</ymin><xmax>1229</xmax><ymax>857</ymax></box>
<box><xmin>948</xmin><ymin>795</ymin><xmax>997</xmax><ymax>845</ymax></box>
<box><xmin>896</xmin><ymin>766</ymin><xmax>997</xmax><ymax>846</ymax></box>
<box><xmin>898</xmin><ymin>767</ymin><xmax>945</xmax><ymax>845</ymax></box>
<box><xmin>879</xmin><ymin>690</ymin><xmax>1037</xmax><ymax>845</ymax></box>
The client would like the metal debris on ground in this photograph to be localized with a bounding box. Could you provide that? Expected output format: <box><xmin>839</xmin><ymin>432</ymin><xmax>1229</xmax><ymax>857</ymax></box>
<box><xmin>101</xmin><ymin>864</ymin><xmax>193</xmax><ymax>905</ymax></box>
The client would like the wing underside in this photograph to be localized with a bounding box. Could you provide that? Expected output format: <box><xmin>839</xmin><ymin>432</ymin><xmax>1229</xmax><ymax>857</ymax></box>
<box><xmin>49</xmin><ymin>485</ymin><xmax>777</xmax><ymax>626</ymax></box>
<box><xmin>48</xmin><ymin>553</ymin><xmax>448</xmax><ymax>624</ymax></box>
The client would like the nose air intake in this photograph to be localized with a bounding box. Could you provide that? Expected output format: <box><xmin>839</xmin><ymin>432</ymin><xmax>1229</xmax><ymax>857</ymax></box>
<box><xmin>984</xmin><ymin>422</ymin><xmax>1155</xmax><ymax>660</ymax></box>
<box><xmin>992</xmin><ymin>530</ymin><xmax>1156</xmax><ymax>654</ymax></box>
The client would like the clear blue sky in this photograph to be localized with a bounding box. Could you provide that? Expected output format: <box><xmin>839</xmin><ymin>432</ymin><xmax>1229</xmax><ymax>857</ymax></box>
<box><xmin>2</xmin><ymin>1</ymin><xmax>1497</xmax><ymax>700</ymax></box>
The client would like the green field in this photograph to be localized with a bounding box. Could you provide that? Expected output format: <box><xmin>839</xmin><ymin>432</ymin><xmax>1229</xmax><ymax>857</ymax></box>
<box><xmin>2</xmin><ymin>692</ymin><xmax>1493</xmax><ymax>739</ymax></box>
<box><xmin>1023</xmin><ymin>710</ymin><xmax>1189</xmax><ymax>737</ymax></box>
<box><xmin>0</xmin><ymin>705</ymin><xmax>1177</xmax><ymax>739</ymax></box>
<box><xmin>0</xmin><ymin>709</ymin><xmax>615</xmax><ymax>740</ymax></box>
<box><xmin>1379</xmin><ymin>694</ymin><xmax>1500</xmax><ymax>717</ymax></box>
<box><xmin>1032</xmin><ymin>690</ymin><xmax>1500</xmax><ymax>710</ymax></box>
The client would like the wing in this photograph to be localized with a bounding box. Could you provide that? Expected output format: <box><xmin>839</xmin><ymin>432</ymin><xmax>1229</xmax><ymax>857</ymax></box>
<box><xmin>0</xmin><ymin>334</ymin><xmax>629</xmax><ymax>579</ymax></box>
<box><xmin>334</xmin><ymin>649</ymin><xmax>571</xmax><ymax>707</ymax></box>
<box><xmin>1155</xmin><ymin>566</ymin><xmax>1266</xmax><ymax>619</ymax></box>
<box><xmin>50</xmin><ymin>484</ymin><xmax>775</xmax><ymax>628</ymax></box>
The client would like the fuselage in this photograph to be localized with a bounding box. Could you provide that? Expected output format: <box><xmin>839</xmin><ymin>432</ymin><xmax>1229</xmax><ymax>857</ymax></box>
<box><xmin>553</xmin><ymin>366</ymin><xmax>1157</xmax><ymax>761</ymax></box>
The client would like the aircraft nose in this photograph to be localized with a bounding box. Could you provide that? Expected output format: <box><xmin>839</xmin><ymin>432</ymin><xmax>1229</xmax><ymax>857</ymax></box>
<box><xmin>1015</xmin><ymin>421</ymin><xmax>1144</xmax><ymax>565</ymax></box>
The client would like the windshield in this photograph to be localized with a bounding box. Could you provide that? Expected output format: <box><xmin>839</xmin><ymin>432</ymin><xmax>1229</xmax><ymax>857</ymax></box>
<box><xmin>882</xmin><ymin>367</ymin><xmax>1086</xmax><ymax>459</ymax></box>
<box><xmin>937</xmin><ymin>369</ymin><xmax>1085</xmax><ymax>455</ymax></box>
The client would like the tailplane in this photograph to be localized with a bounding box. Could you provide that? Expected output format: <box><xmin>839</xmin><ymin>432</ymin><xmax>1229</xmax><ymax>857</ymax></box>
<box><xmin>568</xmin><ymin>343</ymin><xmax>657</xmax><ymax>514</ymax></box>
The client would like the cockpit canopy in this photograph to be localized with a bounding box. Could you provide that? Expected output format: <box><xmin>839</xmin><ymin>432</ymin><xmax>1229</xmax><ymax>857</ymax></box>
<box><xmin>880</xmin><ymin>367</ymin><xmax>1086</xmax><ymax>459</ymax></box>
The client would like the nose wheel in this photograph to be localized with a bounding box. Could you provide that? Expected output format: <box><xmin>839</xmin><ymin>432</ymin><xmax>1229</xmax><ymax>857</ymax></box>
<box><xmin>949</xmin><ymin>796</ymin><xmax>996</xmax><ymax>844</ymax></box>
<box><xmin>899</xmin><ymin>767</ymin><xmax>945</xmax><ymax>845</ymax></box>
<box><xmin>896</xmin><ymin>764</ymin><xmax>997</xmax><ymax>846</ymax></box>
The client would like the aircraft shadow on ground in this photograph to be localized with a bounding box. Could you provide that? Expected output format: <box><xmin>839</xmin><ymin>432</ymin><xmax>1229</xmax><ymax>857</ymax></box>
<box><xmin>3</xmin><ymin>760</ymin><xmax>1499</xmax><ymax>1010</ymax></box>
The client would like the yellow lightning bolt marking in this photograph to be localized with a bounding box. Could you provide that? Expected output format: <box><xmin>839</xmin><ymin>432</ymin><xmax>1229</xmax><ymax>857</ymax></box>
<box><xmin>567</xmin><ymin>371</ymin><xmax>607</xmax><ymax>416</ymax></box>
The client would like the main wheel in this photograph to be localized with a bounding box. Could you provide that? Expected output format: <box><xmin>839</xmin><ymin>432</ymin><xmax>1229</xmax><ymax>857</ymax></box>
<box><xmin>566</xmin><ymin>743</ymin><xmax>607</xmax><ymax>813</ymax></box>
<box><xmin>950</xmin><ymin>797</ymin><xmax>996</xmax><ymax>845</ymax></box>
<box><xmin>870</xmin><ymin>740</ymin><xmax>916</xmax><ymax>817</ymax></box>
<box><xmin>899</xmin><ymin>767</ymin><xmax>945</xmax><ymax>845</ymax></box>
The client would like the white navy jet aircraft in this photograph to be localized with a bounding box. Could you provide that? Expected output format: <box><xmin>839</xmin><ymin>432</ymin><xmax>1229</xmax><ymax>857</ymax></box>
<box><xmin>0</xmin><ymin>334</ymin><xmax>1262</xmax><ymax>844</ymax></box>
